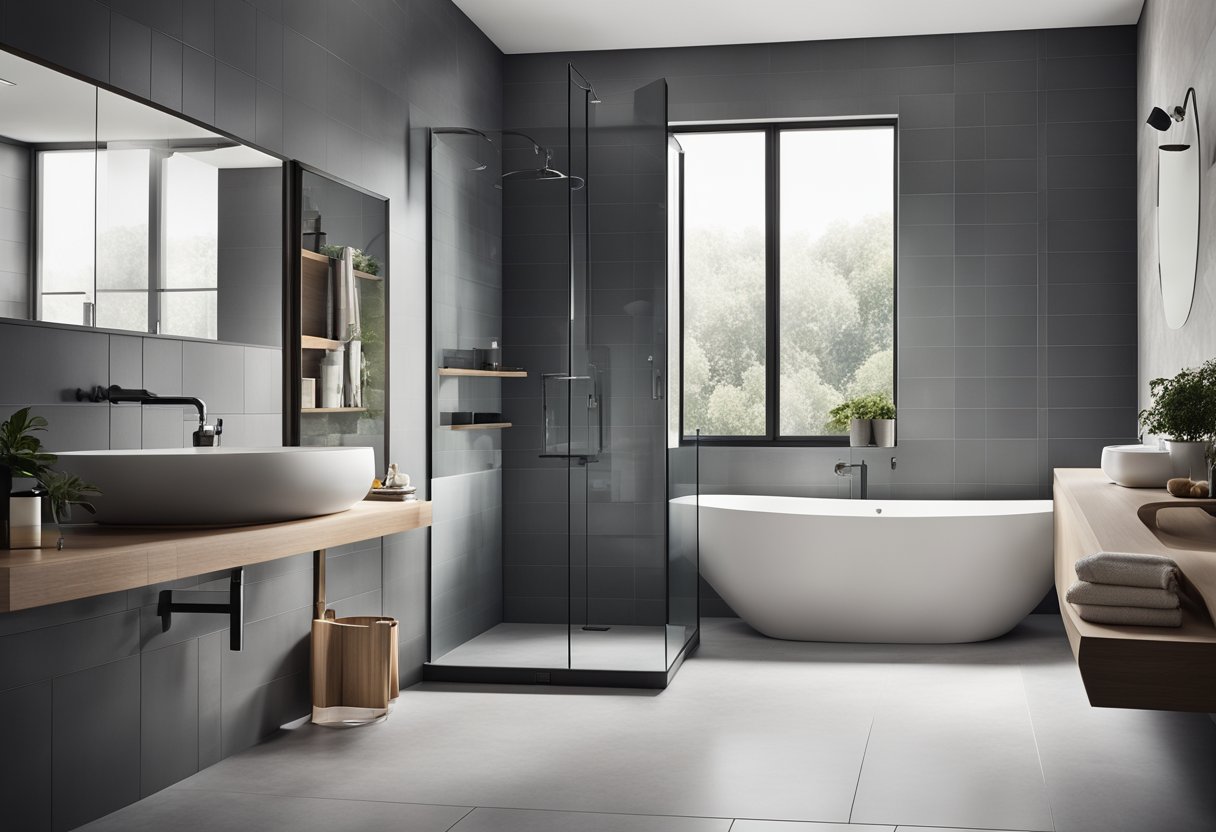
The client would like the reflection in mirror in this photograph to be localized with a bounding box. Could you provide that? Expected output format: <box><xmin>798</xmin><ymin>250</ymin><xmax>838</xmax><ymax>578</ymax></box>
<box><xmin>1153</xmin><ymin>87</ymin><xmax>1200</xmax><ymax>330</ymax></box>
<box><xmin>297</xmin><ymin>169</ymin><xmax>388</xmax><ymax>475</ymax></box>
<box><xmin>0</xmin><ymin>50</ymin><xmax>96</xmax><ymax>322</ymax></box>
<box><xmin>0</xmin><ymin>47</ymin><xmax>285</xmax><ymax>347</ymax></box>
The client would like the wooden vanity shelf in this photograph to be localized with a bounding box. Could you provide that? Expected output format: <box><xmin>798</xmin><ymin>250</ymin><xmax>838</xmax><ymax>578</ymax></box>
<box><xmin>437</xmin><ymin>368</ymin><xmax>528</xmax><ymax>378</ymax></box>
<box><xmin>0</xmin><ymin>501</ymin><xmax>432</xmax><ymax>613</ymax></box>
<box><xmin>442</xmin><ymin>422</ymin><xmax>512</xmax><ymax>431</ymax></box>
<box><xmin>1053</xmin><ymin>468</ymin><xmax>1216</xmax><ymax>712</ymax></box>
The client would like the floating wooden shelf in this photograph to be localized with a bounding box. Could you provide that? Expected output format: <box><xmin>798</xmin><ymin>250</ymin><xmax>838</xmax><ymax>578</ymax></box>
<box><xmin>302</xmin><ymin>334</ymin><xmax>343</xmax><ymax>350</ymax></box>
<box><xmin>437</xmin><ymin>367</ymin><xmax>527</xmax><ymax>378</ymax></box>
<box><xmin>1054</xmin><ymin>468</ymin><xmax>1216</xmax><ymax>712</ymax></box>
<box><xmin>443</xmin><ymin>422</ymin><xmax>512</xmax><ymax>431</ymax></box>
<box><xmin>0</xmin><ymin>501</ymin><xmax>433</xmax><ymax>613</ymax></box>
<box><xmin>300</xmin><ymin>247</ymin><xmax>383</xmax><ymax>281</ymax></box>
<box><xmin>302</xmin><ymin>407</ymin><xmax>368</xmax><ymax>414</ymax></box>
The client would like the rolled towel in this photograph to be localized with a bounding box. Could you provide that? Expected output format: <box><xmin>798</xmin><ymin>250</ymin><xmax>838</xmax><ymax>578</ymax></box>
<box><xmin>1073</xmin><ymin>603</ymin><xmax>1182</xmax><ymax>628</ymax></box>
<box><xmin>1065</xmin><ymin>580</ymin><xmax>1179</xmax><ymax>610</ymax></box>
<box><xmin>1074</xmin><ymin>551</ymin><xmax>1179</xmax><ymax>590</ymax></box>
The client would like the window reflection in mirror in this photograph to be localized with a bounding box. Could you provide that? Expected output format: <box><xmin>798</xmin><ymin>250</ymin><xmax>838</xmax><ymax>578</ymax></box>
<box><xmin>0</xmin><ymin>47</ymin><xmax>285</xmax><ymax>347</ymax></box>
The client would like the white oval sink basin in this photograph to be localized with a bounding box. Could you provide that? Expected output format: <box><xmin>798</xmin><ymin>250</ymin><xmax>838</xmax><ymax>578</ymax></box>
<box><xmin>54</xmin><ymin>447</ymin><xmax>375</xmax><ymax>526</ymax></box>
<box><xmin>1101</xmin><ymin>444</ymin><xmax>1174</xmax><ymax>488</ymax></box>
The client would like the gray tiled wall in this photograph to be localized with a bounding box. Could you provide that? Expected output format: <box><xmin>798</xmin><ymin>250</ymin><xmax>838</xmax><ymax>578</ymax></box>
<box><xmin>0</xmin><ymin>0</ymin><xmax>500</xmax><ymax>828</ymax></box>
<box><xmin>0</xmin><ymin>142</ymin><xmax>28</xmax><ymax>320</ymax></box>
<box><xmin>217</xmin><ymin>166</ymin><xmax>282</xmax><ymax>347</ymax></box>
<box><xmin>1137</xmin><ymin>1</ymin><xmax>1216</xmax><ymax>407</ymax></box>
<box><xmin>503</xmin><ymin>26</ymin><xmax>1139</xmax><ymax>507</ymax></box>
<box><xmin>503</xmin><ymin>27</ymin><xmax>1138</xmax><ymax>618</ymax></box>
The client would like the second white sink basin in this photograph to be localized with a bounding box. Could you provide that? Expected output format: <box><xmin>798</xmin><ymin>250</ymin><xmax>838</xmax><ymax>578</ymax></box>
<box><xmin>1101</xmin><ymin>444</ymin><xmax>1174</xmax><ymax>488</ymax></box>
<box><xmin>54</xmin><ymin>446</ymin><xmax>375</xmax><ymax>526</ymax></box>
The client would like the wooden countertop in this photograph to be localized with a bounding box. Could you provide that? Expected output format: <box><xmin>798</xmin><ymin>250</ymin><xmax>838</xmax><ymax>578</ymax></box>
<box><xmin>0</xmin><ymin>500</ymin><xmax>432</xmax><ymax>613</ymax></box>
<box><xmin>1053</xmin><ymin>469</ymin><xmax>1216</xmax><ymax>711</ymax></box>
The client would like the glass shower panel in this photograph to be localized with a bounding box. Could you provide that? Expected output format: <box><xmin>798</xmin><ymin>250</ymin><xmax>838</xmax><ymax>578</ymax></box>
<box><xmin>570</xmin><ymin>73</ymin><xmax>671</xmax><ymax>672</ymax></box>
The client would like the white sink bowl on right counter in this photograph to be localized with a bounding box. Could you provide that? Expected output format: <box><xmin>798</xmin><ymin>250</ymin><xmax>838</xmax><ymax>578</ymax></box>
<box><xmin>1100</xmin><ymin>444</ymin><xmax>1174</xmax><ymax>488</ymax></box>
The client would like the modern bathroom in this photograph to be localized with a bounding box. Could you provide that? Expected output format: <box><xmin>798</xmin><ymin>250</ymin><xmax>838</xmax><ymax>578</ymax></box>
<box><xmin>0</xmin><ymin>0</ymin><xmax>1214</xmax><ymax>830</ymax></box>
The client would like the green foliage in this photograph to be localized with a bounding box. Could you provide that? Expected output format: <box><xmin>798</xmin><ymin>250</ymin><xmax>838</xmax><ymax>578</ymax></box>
<box><xmin>0</xmin><ymin>408</ymin><xmax>57</xmax><ymax>480</ymax></box>
<box><xmin>826</xmin><ymin>393</ymin><xmax>896</xmax><ymax>432</ymax></box>
<box><xmin>1139</xmin><ymin>360</ymin><xmax>1216</xmax><ymax>442</ymax></box>
<box><xmin>40</xmin><ymin>470</ymin><xmax>99</xmax><ymax>523</ymax></box>
<box><xmin>0</xmin><ymin>410</ymin><xmax>100</xmax><ymax>530</ymax></box>
<box><xmin>320</xmin><ymin>245</ymin><xmax>381</xmax><ymax>275</ymax></box>
<box><xmin>683</xmin><ymin>214</ymin><xmax>894</xmax><ymax>436</ymax></box>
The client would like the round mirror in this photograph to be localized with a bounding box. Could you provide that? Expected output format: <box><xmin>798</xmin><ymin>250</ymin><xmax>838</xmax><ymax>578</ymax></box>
<box><xmin>1157</xmin><ymin>92</ymin><xmax>1200</xmax><ymax>330</ymax></box>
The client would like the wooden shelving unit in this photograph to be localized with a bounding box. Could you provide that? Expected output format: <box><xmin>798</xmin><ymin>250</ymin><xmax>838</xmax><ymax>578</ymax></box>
<box><xmin>437</xmin><ymin>367</ymin><xmax>527</xmax><ymax>378</ymax></box>
<box><xmin>302</xmin><ymin>407</ymin><xmax>368</xmax><ymax>414</ymax></box>
<box><xmin>301</xmin><ymin>247</ymin><xmax>382</xmax><ymax>281</ymax></box>
<box><xmin>442</xmin><ymin>422</ymin><xmax>512</xmax><ymax>431</ymax></box>
<box><xmin>302</xmin><ymin>334</ymin><xmax>343</xmax><ymax>351</ymax></box>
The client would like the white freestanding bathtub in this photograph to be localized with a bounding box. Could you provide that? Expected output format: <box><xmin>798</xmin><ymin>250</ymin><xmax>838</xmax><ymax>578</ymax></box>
<box><xmin>673</xmin><ymin>494</ymin><xmax>1054</xmax><ymax>643</ymax></box>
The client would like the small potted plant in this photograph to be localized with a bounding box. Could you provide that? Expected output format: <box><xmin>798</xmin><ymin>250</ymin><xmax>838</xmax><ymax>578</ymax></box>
<box><xmin>860</xmin><ymin>393</ymin><xmax>897</xmax><ymax>448</ymax></box>
<box><xmin>0</xmin><ymin>408</ymin><xmax>99</xmax><ymax>549</ymax></box>
<box><xmin>1138</xmin><ymin>359</ymin><xmax>1216</xmax><ymax>480</ymax></box>
<box><xmin>828</xmin><ymin>398</ymin><xmax>871</xmax><ymax>447</ymax></box>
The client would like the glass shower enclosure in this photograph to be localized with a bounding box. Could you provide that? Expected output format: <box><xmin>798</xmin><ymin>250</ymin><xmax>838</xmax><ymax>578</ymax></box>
<box><xmin>425</xmin><ymin>65</ymin><xmax>699</xmax><ymax>687</ymax></box>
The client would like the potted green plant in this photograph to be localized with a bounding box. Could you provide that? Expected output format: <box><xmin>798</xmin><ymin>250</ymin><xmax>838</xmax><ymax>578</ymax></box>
<box><xmin>828</xmin><ymin>398</ymin><xmax>871</xmax><ymax>447</ymax></box>
<box><xmin>1138</xmin><ymin>359</ymin><xmax>1216</xmax><ymax>479</ymax></box>
<box><xmin>857</xmin><ymin>393</ymin><xmax>897</xmax><ymax>448</ymax></box>
<box><xmin>0</xmin><ymin>408</ymin><xmax>99</xmax><ymax>549</ymax></box>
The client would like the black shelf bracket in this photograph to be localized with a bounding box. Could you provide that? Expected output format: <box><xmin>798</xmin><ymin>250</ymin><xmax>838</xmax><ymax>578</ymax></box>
<box><xmin>158</xmin><ymin>567</ymin><xmax>244</xmax><ymax>651</ymax></box>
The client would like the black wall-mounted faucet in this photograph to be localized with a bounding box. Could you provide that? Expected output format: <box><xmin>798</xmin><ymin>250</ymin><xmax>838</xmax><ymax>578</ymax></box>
<box><xmin>77</xmin><ymin>385</ymin><xmax>224</xmax><ymax>447</ymax></box>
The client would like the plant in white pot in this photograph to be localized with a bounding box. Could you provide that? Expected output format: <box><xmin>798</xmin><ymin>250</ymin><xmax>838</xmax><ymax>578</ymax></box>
<box><xmin>828</xmin><ymin>393</ymin><xmax>896</xmax><ymax>447</ymax></box>
<box><xmin>859</xmin><ymin>393</ymin><xmax>897</xmax><ymax>448</ymax></box>
<box><xmin>828</xmin><ymin>397</ymin><xmax>871</xmax><ymax>446</ymax></box>
<box><xmin>1138</xmin><ymin>360</ymin><xmax>1216</xmax><ymax>481</ymax></box>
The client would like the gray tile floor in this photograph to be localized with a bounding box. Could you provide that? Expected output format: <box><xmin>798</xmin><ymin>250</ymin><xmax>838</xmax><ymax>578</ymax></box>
<box><xmin>81</xmin><ymin>616</ymin><xmax>1216</xmax><ymax>832</ymax></box>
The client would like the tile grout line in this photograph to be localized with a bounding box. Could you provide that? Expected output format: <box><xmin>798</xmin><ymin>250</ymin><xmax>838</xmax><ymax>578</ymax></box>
<box><xmin>1018</xmin><ymin>663</ymin><xmax>1058</xmax><ymax>832</ymax></box>
<box><xmin>847</xmin><ymin>715</ymin><xmax>876</xmax><ymax>823</ymax></box>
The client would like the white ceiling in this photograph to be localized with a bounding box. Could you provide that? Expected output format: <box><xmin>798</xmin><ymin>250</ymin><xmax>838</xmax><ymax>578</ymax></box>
<box><xmin>454</xmin><ymin>0</ymin><xmax>1144</xmax><ymax>54</ymax></box>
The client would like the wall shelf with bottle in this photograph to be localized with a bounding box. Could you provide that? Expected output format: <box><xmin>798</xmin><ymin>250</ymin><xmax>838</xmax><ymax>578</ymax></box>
<box><xmin>302</xmin><ymin>407</ymin><xmax>368</xmax><ymax>414</ymax></box>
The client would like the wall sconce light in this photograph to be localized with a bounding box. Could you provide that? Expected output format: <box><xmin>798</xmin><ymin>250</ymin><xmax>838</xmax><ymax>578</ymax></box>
<box><xmin>1147</xmin><ymin>87</ymin><xmax>1197</xmax><ymax>151</ymax></box>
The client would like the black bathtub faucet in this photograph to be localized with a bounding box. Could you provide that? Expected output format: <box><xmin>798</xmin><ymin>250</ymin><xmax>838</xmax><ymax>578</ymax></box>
<box><xmin>834</xmin><ymin>459</ymin><xmax>868</xmax><ymax>500</ymax></box>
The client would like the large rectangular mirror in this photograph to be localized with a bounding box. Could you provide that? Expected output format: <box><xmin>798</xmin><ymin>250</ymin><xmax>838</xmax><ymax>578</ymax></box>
<box><xmin>0</xmin><ymin>48</ymin><xmax>284</xmax><ymax>347</ymax></box>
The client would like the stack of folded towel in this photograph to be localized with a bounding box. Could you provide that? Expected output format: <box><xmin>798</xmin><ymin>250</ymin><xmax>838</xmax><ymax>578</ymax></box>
<box><xmin>1065</xmin><ymin>551</ymin><xmax>1182</xmax><ymax>627</ymax></box>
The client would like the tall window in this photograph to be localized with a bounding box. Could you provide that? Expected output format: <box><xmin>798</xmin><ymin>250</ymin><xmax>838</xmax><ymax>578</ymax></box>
<box><xmin>676</xmin><ymin>123</ymin><xmax>895</xmax><ymax>443</ymax></box>
<box><xmin>38</xmin><ymin>148</ymin><xmax>221</xmax><ymax>338</ymax></box>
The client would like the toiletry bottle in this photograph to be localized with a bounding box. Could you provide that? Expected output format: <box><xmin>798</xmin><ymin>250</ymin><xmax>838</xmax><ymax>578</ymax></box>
<box><xmin>9</xmin><ymin>489</ymin><xmax>42</xmax><ymax>549</ymax></box>
<box><xmin>321</xmin><ymin>347</ymin><xmax>345</xmax><ymax>409</ymax></box>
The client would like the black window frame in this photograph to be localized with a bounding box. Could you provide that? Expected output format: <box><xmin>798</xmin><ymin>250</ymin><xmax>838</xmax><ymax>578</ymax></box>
<box><xmin>675</xmin><ymin>119</ymin><xmax>899</xmax><ymax>448</ymax></box>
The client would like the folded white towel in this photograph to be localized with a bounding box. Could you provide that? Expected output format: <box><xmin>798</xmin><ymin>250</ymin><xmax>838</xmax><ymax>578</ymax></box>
<box><xmin>1073</xmin><ymin>603</ymin><xmax>1182</xmax><ymax>628</ymax></box>
<box><xmin>1075</xmin><ymin>551</ymin><xmax>1180</xmax><ymax>590</ymax></box>
<box><xmin>1064</xmin><ymin>580</ymin><xmax>1179</xmax><ymax>610</ymax></box>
